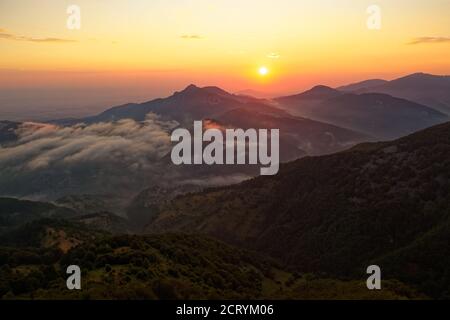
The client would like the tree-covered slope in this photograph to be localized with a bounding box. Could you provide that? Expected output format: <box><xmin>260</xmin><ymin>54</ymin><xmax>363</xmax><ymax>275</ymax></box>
<box><xmin>145</xmin><ymin>122</ymin><xmax>450</xmax><ymax>298</ymax></box>
<box><xmin>0</xmin><ymin>227</ymin><xmax>421</xmax><ymax>300</ymax></box>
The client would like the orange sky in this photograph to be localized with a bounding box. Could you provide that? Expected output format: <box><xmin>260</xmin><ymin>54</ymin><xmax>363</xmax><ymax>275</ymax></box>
<box><xmin>0</xmin><ymin>0</ymin><xmax>449</xmax><ymax>117</ymax></box>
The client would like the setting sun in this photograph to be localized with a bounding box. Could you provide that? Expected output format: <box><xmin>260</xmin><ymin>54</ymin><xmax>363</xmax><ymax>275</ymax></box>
<box><xmin>259</xmin><ymin>66</ymin><xmax>269</xmax><ymax>76</ymax></box>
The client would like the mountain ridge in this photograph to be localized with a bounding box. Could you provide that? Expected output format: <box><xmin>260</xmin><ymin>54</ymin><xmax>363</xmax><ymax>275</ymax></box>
<box><xmin>341</xmin><ymin>73</ymin><xmax>450</xmax><ymax>115</ymax></box>
<box><xmin>275</xmin><ymin>83</ymin><xmax>448</xmax><ymax>139</ymax></box>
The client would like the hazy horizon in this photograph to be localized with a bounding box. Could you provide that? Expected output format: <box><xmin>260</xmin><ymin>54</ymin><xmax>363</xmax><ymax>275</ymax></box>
<box><xmin>2</xmin><ymin>71</ymin><xmax>449</xmax><ymax>122</ymax></box>
<box><xmin>1</xmin><ymin>0</ymin><xmax>449</xmax><ymax>120</ymax></box>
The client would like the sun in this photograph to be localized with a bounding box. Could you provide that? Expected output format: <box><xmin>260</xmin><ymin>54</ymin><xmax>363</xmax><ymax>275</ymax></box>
<box><xmin>258</xmin><ymin>66</ymin><xmax>269</xmax><ymax>76</ymax></box>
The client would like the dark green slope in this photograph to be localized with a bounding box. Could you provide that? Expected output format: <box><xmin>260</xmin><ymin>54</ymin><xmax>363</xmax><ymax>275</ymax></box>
<box><xmin>145</xmin><ymin>122</ymin><xmax>450</xmax><ymax>298</ymax></box>
<box><xmin>0</xmin><ymin>199</ymin><xmax>422</xmax><ymax>299</ymax></box>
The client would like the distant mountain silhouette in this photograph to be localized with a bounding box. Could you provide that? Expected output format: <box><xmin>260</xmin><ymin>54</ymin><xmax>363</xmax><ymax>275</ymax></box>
<box><xmin>67</xmin><ymin>84</ymin><xmax>286</xmax><ymax>126</ymax></box>
<box><xmin>275</xmin><ymin>84</ymin><xmax>447</xmax><ymax>139</ymax></box>
<box><xmin>55</xmin><ymin>84</ymin><xmax>369</xmax><ymax>159</ymax></box>
<box><xmin>340</xmin><ymin>73</ymin><xmax>450</xmax><ymax>115</ymax></box>
<box><xmin>235</xmin><ymin>89</ymin><xmax>277</xmax><ymax>99</ymax></box>
<box><xmin>214</xmin><ymin>108</ymin><xmax>369</xmax><ymax>158</ymax></box>
<box><xmin>52</xmin><ymin>76</ymin><xmax>450</xmax><ymax>142</ymax></box>
<box><xmin>282</xmin><ymin>85</ymin><xmax>342</xmax><ymax>100</ymax></box>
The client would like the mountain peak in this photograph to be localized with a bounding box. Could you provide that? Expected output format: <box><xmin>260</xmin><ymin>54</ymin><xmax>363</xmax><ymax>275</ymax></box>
<box><xmin>310</xmin><ymin>85</ymin><xmax>336</xmax><ymax>92</ymax></box>
<box><xmin>299</xmin><ymin>85</ymin><xmax>341</xmax><ymax>98</ymax></box>
<box><xmin>173</xmin><ymin>84</ymin><xmax>203</xmax><ymax>97</ymax></box>
<box><xmin>408</xmin><ymin>72</ymin><xmax>432</xmax><ymax>77</ymax></box>
<box><xmin>174</xmin><ymin>84</ymin><xmax>231</xmax><ymax>98</ymax></box>
<box><xmin>183</xmin><ymin>84</ymin><xmax>200</xmax><ymax>92</ymax></box>
<box><xmin>401</xmin><ymin>72</ymin><xmax>434</xmax><ymax>80</ymax></box>
<box><xmin>275</xmin><ymin>85</ymin><xmax>341</xmax><ymax>102</ymax></box>
<box><xmin>203</xmin><ymin>86</ymin><xmax>231</xmax><ymax>95</ymax></box>
<box><xmin>395</xmin><ymin>72</ymin><xmax>450</xmax><ymax>82</ymax></box>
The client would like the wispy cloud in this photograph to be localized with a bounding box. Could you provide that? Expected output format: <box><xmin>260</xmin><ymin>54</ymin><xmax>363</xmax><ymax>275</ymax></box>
<box><xmin>267</xmin><ymin>53</ymin><xmax>280</xmax><ymax>59</ymax></box>
<box><xmin>0</xmin><ymin>28</ymin><xmax>76</xmax><ymax>43</ymax></box>
<box><xmin>180</xmin><ymin>34</ymin><xmax>204</xmax><ymax>40</ymax></box>
<box><xmin>409</xmin><ymin>36</ymin><xmax>450</xmax><ymax>45</ymax></box>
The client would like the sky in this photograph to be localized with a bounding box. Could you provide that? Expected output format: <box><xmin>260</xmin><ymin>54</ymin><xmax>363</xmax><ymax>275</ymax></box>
<box><xmin>0</xmin><ymin>0</ymin><xmax>449</xmax><ymax>120</ymax></box>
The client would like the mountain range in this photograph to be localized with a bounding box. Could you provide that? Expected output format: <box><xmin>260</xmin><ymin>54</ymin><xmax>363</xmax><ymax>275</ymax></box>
<box><xmin>1</xmin><ymin>72</ymin><xmax>449</xmax><ymax>217</ymax></box>
<box><xmin>57</xmin><ymin>83</ymin><xmax>370</xmax><ymax>158</ymax></box>
<box><xmin>59</xmin><ymin>84</ymin><xmax>284</xmax><ymax>125</ymax></box>
<box><xmin>276</xmin><ymin>74</ymin><xmax>449</xmax><ymax>139</ymax></box>
<box><xmin>337</xmin><ymin>73</ymin><xmax>450</xmax><ymax>115</ymax></box>
<box><xmin>0</xmin><ymin>82</ymin><xmax>375</xmax><ymax>200</ymax></box>
<box><xmin>56</xmin><ymin>73</ymin><xmax>450</xmax><ymax>141</ymax></box>
<box><xmin>1</xmin><ymin>72</ymin><xmax>450</xmax><ymax>299</ymax></box>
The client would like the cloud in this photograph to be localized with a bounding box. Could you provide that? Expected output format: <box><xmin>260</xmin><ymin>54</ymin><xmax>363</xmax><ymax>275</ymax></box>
<box><xmin>0</xmin><ymin>113</ymin><xmax>254</xmax><ymax>198</ymax></box>
<box><xmin>0</xmin><ymin>114</ymin><xmax>177</xmax><ymax>171</ymax></box>
<box><xmin>0</xmin><ymin>28</ymin><xmax>76</xmax><ymax>43</ymax></box>
<box><xmin>409</xmin><ymin>36</ymin><xmax>450</xmax><ymax>45</ymax></box>
<box><xmin>0</xmin><ymin>113</ymin><xmax>185</xmax><ymax>198</ymax></box>
<box><xmin>267</xmin><ymin>53</ymin><xmax>280</xmax><ymax>59</ymax></box>
<box><xmin>180</xmin><ymin>34</ymin><xmax>204</xmax><ymax>40</ymax></box>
